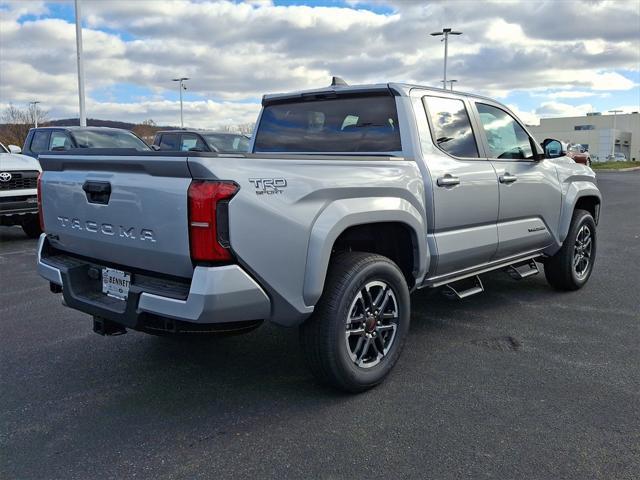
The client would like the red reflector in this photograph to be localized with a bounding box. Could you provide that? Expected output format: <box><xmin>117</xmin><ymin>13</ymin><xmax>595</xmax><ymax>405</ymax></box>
<box><xmin>188</xmin><ymin>181</ymin><xmax>238</xmax><ymax>262</ymax></box>
<box><xmin>37</xmin><ymin>172</ymin><xmax>45</xmax><ymax>231</ymax></box>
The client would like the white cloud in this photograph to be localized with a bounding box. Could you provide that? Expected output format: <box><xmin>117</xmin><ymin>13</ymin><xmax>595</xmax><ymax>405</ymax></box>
<box><xmin>0</xmin><ymin>0</ymin><xmax>638</xmax><ymax>126</ymax></box>
<box><xmin>535</xmin><ymin>101</ymin><xmax>596</xmax><ymax>118</ymax></box>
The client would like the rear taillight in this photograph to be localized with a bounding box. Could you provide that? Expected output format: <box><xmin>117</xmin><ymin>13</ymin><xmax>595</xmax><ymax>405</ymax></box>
<box><xmin>188</xmin><ymin>181</ymin><xmax>238</xmax><ymax>262</ymax></box>
<box><xmin>37</xmin><ymin>173</ymin><xmax>45</xmax><ymax>231</ymax></box>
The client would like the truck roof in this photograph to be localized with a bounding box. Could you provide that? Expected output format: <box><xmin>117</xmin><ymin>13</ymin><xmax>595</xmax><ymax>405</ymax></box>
<box><xmin>262</xmin><ymin>81</ymin><xmax>498</xmax><ymax>106</ymax></box>
<box><xmin>29</xmin><ymin>126</ymin><xmax>133</xmax><ymax>132</ymax></box>
<box><xmin>154</xmin><ymin>130</ymin><xmax>247</xmax><ymax>136</ymax></box>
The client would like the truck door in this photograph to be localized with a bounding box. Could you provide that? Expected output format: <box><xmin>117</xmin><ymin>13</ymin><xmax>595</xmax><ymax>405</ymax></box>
<box><xmin>420</xmin><ymin>94</ymin><xmax>500</xmax><ymax>276</ymax></box>
<box><xmin>472</xmin><ymin>102</ymin><xmax>561</xmax><ymax>260</ymax></box>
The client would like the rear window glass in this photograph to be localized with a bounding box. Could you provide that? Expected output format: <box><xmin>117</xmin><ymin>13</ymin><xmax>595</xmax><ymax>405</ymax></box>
<box><xmin>254</xmin><ymin>95</ymin><xmax>401</xmax><ymax>153</ymax></box>
<box><xmin>203</xmin><ymin>134</ymin><xmax>250</xmax><ymax>153</ymax></box>
<box><xmin>159</xmin><ymin>133</ymin><xmax>179</xmax><ymax>150</ymax></box>
<box><xmin>72</xmin><ymin>130</ymin><xmax>149</xmax><ymax>150</ymax></box>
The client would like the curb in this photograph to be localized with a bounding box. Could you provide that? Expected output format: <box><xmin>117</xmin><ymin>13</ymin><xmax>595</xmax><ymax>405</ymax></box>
<box><xmin>593</xmin><ymin>166</ymin><xmax>640</xmax><ymax>172</ymax></box>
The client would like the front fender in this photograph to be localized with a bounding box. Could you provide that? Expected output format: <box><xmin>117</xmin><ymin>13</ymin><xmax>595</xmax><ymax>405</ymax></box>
<box><xmin>303</xmin><ymin>197</ymin><xmax>428</xmax><ymax>306</ymax></box>
<box><xmin>558</xmin><ymin>182</ymin><xmax>602</xmax><ymax>244</ymax></box>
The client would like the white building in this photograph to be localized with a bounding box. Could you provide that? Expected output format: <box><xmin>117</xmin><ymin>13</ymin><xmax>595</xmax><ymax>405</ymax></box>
<box><xmin>528</xmin><ymin>112</ymin><xmax>639</xmax><ymax>162</ymax></box>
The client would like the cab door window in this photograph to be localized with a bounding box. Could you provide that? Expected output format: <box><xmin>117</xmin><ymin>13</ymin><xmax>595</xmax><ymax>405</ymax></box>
<box><xmin>476</xmin><ymin>103</ymin><xmax>533</xmax><ymax>160</ymax></box>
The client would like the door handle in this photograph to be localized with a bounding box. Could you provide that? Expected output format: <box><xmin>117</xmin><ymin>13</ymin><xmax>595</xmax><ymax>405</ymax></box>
<box><xmin>499</xmin><ymin>173</ymin><xmax>518</xmax><ymax>184</ymax></box>
<box><xmin>437</xmin><ymin>174</ymin><xmax>460</xmax><ymax>187</ymax></box>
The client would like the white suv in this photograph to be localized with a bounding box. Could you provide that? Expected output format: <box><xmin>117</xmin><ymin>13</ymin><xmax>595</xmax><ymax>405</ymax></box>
<box><xmin>0</xmin><ymin>142</ymin><xmax>42</xmax><ymax>238</ymax></box>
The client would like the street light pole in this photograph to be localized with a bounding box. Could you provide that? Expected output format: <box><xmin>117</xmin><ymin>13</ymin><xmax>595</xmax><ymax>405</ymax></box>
<box><xmin>608</xmin><ymin>109</ymin><xmax>622</xmax><ymax>159</ymax></box>
<box><xmin>448</xmin><ymin>79</ymin><xmax>458</xmax><ymax>91</ymax></box>
<box><xmin>28</xmin><ymin>101</ymin><xmax>41</xmax><ymax>128</ymax></box>
<box><xmin>430</xmin><ymin>28</ymin><xmax>462</xmax><ymax>89</ymax></box>
<box><xmin>74</xmin><ymin>0</ymin><xmax>86</xmax><ymax>127</ymax></box>
<box><xmin>172</xmin><ymin>77</ymin><xmax>189</xmax><ymax>128</ymax></box>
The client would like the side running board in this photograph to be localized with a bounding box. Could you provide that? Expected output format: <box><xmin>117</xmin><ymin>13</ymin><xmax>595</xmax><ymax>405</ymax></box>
<box><xmin>443</xmin><ymin>275</ymin><xmax>484</xmax><ymax>300</ymax></box>
<box><xmin>506</xmin><ymin>260</ymin><xmax>540</xmax><ymax>280</ymax></box>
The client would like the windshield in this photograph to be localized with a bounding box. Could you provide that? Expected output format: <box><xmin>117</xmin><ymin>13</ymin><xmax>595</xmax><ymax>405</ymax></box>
<box><xmin>71</xmin><ymin>130</ymin><xmax>150</xmax><ymax>150</ymax></box>
<box><xmin>254</xmin><ymin>94</ymin><xmax>401</xmax><ymax>153</ymax></box>
<box><xmin>203</xmin><ymin>134</ymin><xmax>250</xmax><ymax>152</ymax></box>
<box><xmin>0</xmin><ymin>143</ymin><xmax>8</xmax><ymax>153</ymax></box>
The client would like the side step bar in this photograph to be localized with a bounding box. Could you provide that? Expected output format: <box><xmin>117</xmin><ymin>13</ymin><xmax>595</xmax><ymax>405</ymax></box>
<box><xmin>443</xmin><ymin>275</ymin><xmax>484</xmax><ymax>300</ymax></box>
<box><xmin>506</xmin><ymin>260</ymin><xmax>539</xmax><ymax>280</ymax></box>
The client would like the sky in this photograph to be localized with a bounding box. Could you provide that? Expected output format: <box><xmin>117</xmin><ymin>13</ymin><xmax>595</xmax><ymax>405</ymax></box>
<box><xmin>1</xmin><ymin>0</ymin><xmax>639</xmax><ymax>128</ymax></box>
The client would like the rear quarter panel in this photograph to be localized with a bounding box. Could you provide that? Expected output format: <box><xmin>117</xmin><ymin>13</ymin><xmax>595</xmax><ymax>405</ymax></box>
<box><xmin>188</xmin><ymin>156</ymin><xmax>427</xmax><ymax>326</ymax></box>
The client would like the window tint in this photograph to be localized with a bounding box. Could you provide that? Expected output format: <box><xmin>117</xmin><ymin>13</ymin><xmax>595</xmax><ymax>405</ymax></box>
<box><xmin>476</xmin><ymin>103</ymin><xmax>533</xmax><ymax>160</ymax></box>
<box><xmin>424</xmin><ymin>96</ymin><xmax>478</xmax><ymax>158</ymax></box>
<box><xmin>158</xmin><ymin>133</ymin><xmax>179</xmax><ymax>150</ymax></box>
<box><xmin>30</xmin><ymin>130</ymin><xmax>50</xmax><ymax>153</ymax></box>
<box><xmin>254</xmin><ymin>95</ymin><xmax>401</xmax><ymax>153</ymax></box>
<box><xmin>203</xmin><ymin>134</ymin><xmax>250</xmax><ymax>152</ymax></box>
<box><xmin>49</xmin><ymin>131</ymin><xmax>72</xmax><ymax>150</ymax></box>
<box><xmin>180</xmin><ymin>134</ymin><xmax>207</xmax><ymax>151</ymax></box>
<box><xmin>71</xmin><ymin>130</ymin><xmax>149</xmax><ymax>150</ymax></box>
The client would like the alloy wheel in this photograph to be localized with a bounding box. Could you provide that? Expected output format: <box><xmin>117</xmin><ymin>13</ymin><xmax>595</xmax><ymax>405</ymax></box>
<box><xmin>573</xmin><ymin>224</ymin><xmax>593</xmax><ymax>280</ymax></box>
<box><xmin>345</xmin><ymin>280</ymin><xmax>399</xmax><ymax>368</ymax></box>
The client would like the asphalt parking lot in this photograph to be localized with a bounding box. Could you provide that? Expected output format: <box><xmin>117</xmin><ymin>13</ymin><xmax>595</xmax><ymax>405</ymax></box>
<box><xmin>1</xmin><ymin>171</ymin><xmax>638</xmax><ymax>480</ymax></box>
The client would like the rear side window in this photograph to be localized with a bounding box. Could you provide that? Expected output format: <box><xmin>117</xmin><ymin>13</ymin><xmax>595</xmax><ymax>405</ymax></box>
<box><xmin>30</xmin><ymin>130</ymin><xmax>50</xmax><ymax>153</ymax></box>
<box><xmin>254</xmin><ymin>95</ymin><xmax>401</xmax><ymax>153</ymax></box>
<box><xmin>423</xmin><ymin>96</ymin><xmax>478</xmax><ymax>158</ymax></box>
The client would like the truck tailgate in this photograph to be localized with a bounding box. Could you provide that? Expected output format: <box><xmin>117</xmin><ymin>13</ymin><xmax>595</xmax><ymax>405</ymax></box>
<box><xmin>39</xmin><ymin>154</ymin><xmax>194</xmax><ymax>278</ymax></box>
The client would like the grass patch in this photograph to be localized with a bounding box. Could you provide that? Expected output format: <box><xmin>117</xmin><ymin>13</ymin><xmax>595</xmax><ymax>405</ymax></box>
<box><xmin>591</xmin><ymin>161</ymin><xmax>638</xmax><ymax>170</ymax></box>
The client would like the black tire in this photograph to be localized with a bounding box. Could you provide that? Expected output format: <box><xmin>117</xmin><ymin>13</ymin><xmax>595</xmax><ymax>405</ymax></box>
<box><xmin>21</xmin><ymin>215</ymin><xmax>42</xmax><ymax>239</ymax></box>
<box><xmin>544</xmin><ymin>209</ymin><xmax>596</xmax><ymax>291</ymax></box>
<box><xmin>300</xmin><ymin>252</ymin><xmax>410</xmax><ymax>393</ymax></box>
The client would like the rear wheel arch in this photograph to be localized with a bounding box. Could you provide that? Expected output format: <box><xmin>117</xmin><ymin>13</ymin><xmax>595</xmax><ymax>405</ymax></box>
<box><xmin>331</xmin><ymin>222</ymin><xmax>418</xmax><ymax>289</ymax></box>
<box><xmin>303</xmin><ymin>198</ymin><xmax>428</xmax><ymax>306</ymax></box>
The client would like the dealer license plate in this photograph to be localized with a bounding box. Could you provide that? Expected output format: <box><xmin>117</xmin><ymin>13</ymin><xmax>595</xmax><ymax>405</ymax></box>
<box><xmin>102</xmin><ymin>267</ymin><xmax>131</xmax><ymax>301</ymax></box>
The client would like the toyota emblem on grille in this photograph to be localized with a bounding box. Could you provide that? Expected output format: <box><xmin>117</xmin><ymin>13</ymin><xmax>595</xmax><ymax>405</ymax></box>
<box><xmin>0</xmin><ymin>172</ymin><xmax>12</xmax><ymax>182</ymax></box>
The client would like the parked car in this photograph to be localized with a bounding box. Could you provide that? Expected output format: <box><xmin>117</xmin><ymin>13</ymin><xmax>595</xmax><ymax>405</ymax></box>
<box><xmin>36</xmin><ymin>80</ymin><xmax>601</xmax><ymax>392</ymax></box>
<box><xmin>567</xmin><ymin>143</ymin><xmax>591</xmax><ymax>166</ymax></box>
<box><xmin>22</xmin><ymin>127</ymin><xmax>150</xmax><ymax>158</ymax></box>
<box><xmin>0</xmin><ymin>142</ymin><xmax>42</xmax><ymax>238</ymax></box>
<box><xmin>606</xmin><ymin>152</ymin><xmax>627</xmax><ymax>161</ymax></box>
<box><xmin>152</xmin><ymin>130</ymin><xmax>250</xmax><ymax>153</ymax></box>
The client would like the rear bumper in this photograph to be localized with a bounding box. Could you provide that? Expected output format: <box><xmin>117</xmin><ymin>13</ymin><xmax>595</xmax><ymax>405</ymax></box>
<box><xmin>37</xmin><ymin>235</ymin><xmax>271</xmax><ymax>330</ymax></box>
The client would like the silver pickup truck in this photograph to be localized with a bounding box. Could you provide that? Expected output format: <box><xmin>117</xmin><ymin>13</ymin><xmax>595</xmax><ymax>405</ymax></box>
<box><xmin>37</xmin><ymin>81</ymin><xmax>601</xmax><ymax>392</ymax></box>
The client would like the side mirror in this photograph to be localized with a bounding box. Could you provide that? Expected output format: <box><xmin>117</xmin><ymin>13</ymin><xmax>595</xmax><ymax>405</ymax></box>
<box><xmin>150</xmin><ymin>144</ymin><xmax>161</xmax><ymax>151</ymax></box>
<box><xmin>541</xmin><ymin>138</ymin><xmax>566</xmax><ymax>159</ymax></box>
<box><xmin>8</xmin><ymin>145</ymin><xmax>22</xmax><ymax>154</ymax></box>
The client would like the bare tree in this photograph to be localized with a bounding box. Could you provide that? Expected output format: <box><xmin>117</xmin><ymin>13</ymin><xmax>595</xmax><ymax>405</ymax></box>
<box><xmin>218</xmin><ymin>122</ymin><xmax>255</xmax><ymax>135</ymax></box>
<box><xmin>0</xmin><ymin>103</ymin><xmax>48</xmax><ymax>147</ymax></box>
<box><xmin>132</xmin><ymin>119</ymin><xmax>159</xmax><ymax>143</ymax></box>
<box><xmin>236</xmin><ymin>122</ymin><xmax>255</xmax><ymax>135</ymax></box>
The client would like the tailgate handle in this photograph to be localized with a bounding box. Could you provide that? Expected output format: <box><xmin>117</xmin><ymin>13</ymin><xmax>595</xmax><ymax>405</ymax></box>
<box><xmin>82</xmin><ymin>181</ymin><xmax>111</xmax><ymax>205</ymax></box>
